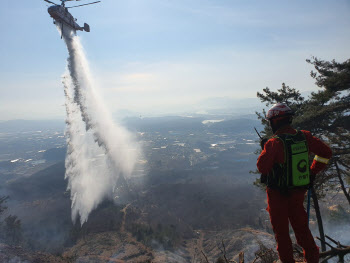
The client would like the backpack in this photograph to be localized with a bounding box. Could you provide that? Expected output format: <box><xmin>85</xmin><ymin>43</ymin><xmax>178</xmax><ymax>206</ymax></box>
<box><xmin>266</xmin><ymin>131</ymin><xmax>310</xmax><ymax>191</ymax></box>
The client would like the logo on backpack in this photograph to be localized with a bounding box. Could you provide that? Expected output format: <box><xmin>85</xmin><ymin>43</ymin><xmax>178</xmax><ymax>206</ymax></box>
<box><xmin>297</xmin><ymin>159</ymin><xmax>307</xmax><ymax>173</ymax></box>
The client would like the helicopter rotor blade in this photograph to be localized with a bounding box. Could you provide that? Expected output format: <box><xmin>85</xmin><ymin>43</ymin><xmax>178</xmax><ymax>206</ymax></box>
<box><xmin>44</xmin><ymin>0</ymin><xmax>59</xmax><ymax>5</ymax></box>
<box><xmin>67</xmin><ymin>1</ymin><xmax>101</xmax><ymax>8</ymax></box>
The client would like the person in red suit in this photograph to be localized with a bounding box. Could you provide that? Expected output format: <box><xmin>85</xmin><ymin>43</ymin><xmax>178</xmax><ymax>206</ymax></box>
<box><xmin>257</xmin><ymin>103</ymin><xmax>332</xmax><ymax>263</ymax></box>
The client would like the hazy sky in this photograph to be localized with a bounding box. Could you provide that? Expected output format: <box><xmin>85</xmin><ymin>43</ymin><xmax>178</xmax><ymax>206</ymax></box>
<box><xmin>0</xmin><ymin>0</ymin><xmax>349</xmax><ymax>120</ymax></box>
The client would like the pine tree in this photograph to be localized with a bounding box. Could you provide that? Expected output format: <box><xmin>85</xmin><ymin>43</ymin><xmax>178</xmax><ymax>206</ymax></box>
<box><xmin>305</xmin><ymin>57</ymin><xmax>350</xmax><ymax>205</ymax></box>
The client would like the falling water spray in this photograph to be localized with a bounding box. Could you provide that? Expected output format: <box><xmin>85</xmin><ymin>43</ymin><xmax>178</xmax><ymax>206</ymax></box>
<box><xmin>59</xmin><ymin>26</ymin><xmax>140</xmax><ymax>224</ymax></box>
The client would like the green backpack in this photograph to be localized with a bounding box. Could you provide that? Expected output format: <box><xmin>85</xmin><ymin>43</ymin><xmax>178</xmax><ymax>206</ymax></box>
<box><xmin>267</xmin><ymin>131</ymin><xmax>310</xmax><ymax>189</ymax></box>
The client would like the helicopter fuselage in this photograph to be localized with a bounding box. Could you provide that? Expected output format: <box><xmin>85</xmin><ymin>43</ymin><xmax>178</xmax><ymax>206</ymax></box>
<box><xmin>48</xmin><ymin>5</ymin><xmax>83</xmax><ymax>31</ymax></box>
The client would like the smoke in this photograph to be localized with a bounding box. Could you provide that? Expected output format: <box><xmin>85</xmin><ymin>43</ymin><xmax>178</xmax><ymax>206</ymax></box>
<box><xmin>59</xmin><ymin>26</ymin><xmax>140</xmax><ymax>224</ymax></box>
<box><xmin>320</xmin><ymin>210</ymin><xmax>350</xmax><ymax>263</ymax></box>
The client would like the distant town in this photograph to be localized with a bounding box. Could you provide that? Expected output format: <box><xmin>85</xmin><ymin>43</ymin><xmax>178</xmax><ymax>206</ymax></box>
<box><xmin>0</xmin><ymin>115</ymin><xmax>261</xmax><ymax>183</ymax></box>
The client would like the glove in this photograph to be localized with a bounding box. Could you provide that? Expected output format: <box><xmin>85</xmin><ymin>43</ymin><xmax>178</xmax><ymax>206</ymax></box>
<box><xmin>260</xmin><ymin>138</ymin><xmax>268</xmax><ymax>150</ymax></box>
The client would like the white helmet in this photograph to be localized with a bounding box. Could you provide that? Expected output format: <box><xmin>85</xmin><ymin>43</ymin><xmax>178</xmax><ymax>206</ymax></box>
<box><xmin>266</xmin><ymin>103</ymin><xmax>294</xmax><ymax>120</ymax></box>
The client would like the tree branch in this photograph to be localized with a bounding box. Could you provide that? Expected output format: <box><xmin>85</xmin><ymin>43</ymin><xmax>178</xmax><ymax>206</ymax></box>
<box><xmin>317</xmin><ymin>236</ymin><xmax>350</xmax><ymax>262</ymax></box>
<box><xmin>201</xmin><ymin>250</ymin><xmax>210</xmax><ymax>263</ymax></box>
<box><xmin>334</xmin><ymin>159</ymin><xmax>350</xmax><ymax>205</ymax></box>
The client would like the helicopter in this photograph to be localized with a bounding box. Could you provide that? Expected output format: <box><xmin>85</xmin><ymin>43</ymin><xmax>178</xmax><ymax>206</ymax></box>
<box><xmin>44</xmin><ymin>0</ymin><xmax>100</xmax><ymax>38</ymax></box>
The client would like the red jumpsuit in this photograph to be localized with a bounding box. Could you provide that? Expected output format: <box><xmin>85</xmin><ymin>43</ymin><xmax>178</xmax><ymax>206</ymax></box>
<box><xmin>257</xmin><ymin>126</ymin><xmax>332</xmax><ymax>263</ymax></box>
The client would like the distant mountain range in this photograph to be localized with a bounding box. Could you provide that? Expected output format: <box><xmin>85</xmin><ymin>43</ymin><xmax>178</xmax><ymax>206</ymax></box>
<box><xmin>197</xmin><ymin>97</ymin><xmax>262</xmax><ymax>111</ymax></box>
<box><xmin>111</xmin><ymin>97</ymin><xmax>265</xmax><ymax>119</ymax></box>
<box><xmin>123</xmin><ymin>115</ymin><xmax>262</xmax><ymax>134</ymax></box>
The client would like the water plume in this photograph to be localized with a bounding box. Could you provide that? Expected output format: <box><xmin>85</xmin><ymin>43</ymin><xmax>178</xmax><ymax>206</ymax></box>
<box><xmin>59</xmin><ymin>26</ymin><xmax>139</xmax><ymax>224</ymax></box>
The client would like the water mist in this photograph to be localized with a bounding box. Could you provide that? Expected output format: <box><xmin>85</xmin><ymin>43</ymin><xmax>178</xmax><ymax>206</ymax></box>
<box><xmin>60</xmin><ymin>27</ymin><xmax>139</xmax><ymax>225</ymax></box>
